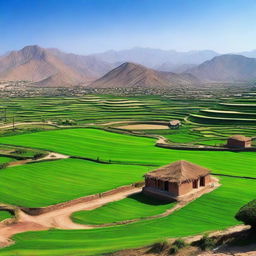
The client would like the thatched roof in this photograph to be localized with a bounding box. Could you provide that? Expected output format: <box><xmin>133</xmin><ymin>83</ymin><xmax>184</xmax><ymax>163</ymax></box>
<box><xmin>145</xmin><ymin>160</ymin><xmax>210</xmax><ymax>183</ymax></box>
<box><xmin>169</xmin><ymin>120</ymin><xmax>181</xmax><ymax>126</ymax></box>
<box><xmin>228</xmin><ymin>135</ymin><xmax>251</xmax><ymax>142</ymax></box>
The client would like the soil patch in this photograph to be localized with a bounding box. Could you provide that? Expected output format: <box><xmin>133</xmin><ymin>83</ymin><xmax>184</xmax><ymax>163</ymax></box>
<box><xmin>119</xmin><ymin>124</ymin><xmax>170</xmax><ymax>130</ymax></box>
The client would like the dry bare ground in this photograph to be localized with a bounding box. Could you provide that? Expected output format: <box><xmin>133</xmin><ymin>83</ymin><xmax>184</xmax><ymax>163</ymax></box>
<box><xmin>118</xmin><ymin>124</ymin><xmax>170</xmax><ymax>130</ymax></box>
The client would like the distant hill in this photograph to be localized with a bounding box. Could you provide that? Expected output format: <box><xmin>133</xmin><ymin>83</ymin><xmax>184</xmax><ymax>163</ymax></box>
<box><xmin>186</xmin><ymin>54</ymin><xmax>256</xmax><ymax>82</ymax></box>
<box><xmin>0</xmin><ymin>45</ymin><xmax>114</xmax><ymax>87</ymax></box>
<box><xmin>89</xmin><ymin>62</ymin><xmax>199</xmax><ymax>88</ymax></box>
<box><xmin>156</xmin><ymin>62</ymin><xmax>197</xmax><ymax>73</ymax></box>
<box><xmin>90</xmin><ymin>47</ymin><xmax>219</xmax><ymax>69</ymax></box>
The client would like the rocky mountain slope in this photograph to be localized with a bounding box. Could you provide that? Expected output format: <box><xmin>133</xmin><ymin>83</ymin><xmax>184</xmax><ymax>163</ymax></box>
<box><xmin>186</xmin><ymin>54</ymin><xmax>256</xmax><ymax>82</ymax></box>
<box><xmin>89</xmin><ymin>62</ymin><xmax>199</xmax><ymax>88</ymax></box>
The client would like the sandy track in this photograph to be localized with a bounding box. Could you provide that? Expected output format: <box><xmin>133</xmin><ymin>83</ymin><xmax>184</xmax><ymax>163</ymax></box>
<box><xmin>0</xmin><ymin>178</ymin><xmax>220</xmax><ymax>247</ymax></box>
<box><xmin>118</xmin><ymin>124</ymin><xmax>169</xmax><ymax>130</ymax></box>
<box><xmin>0</xmin><ymin>121</ymin><xmax>54</xmax><ymax>129</ymax></box>
<box><xmin>0</xmin><ymin>187</ymin><xmax>141</xmax><ymax>247</ymax></box>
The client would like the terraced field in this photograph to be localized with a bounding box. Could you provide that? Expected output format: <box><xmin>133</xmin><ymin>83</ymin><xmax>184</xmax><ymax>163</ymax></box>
<box><xmin>0</xmin><ymin>158</ymin><xmax>149</xmax><ymax>207</ymax></box>
<box><xmin>0</xmin><ymin>177</ymin><xmax>255</xmax><ymax>256</ymax></box>
<box><xmin>189</xmin><ymin>95</ymin><xmax>256</xmax><ymax>126</ymax></box>
<box><xmin>0</xmin><ymin>96</ymin><xmax>207</xmax><ymax>124</ymax></box>
<box><xmin>0</xmin><ymin>129</ymin><xmax>256</xmax><ymax>177</ymax></box>
<box><xmin>72</xmin><ymin>192</ymin><xmax>175</xmax><ymax>225</ymax></box>
<box><xmin>0</xmin><ymin>94</ymin><xmax>256</xmax><ymax>255</ymax></box>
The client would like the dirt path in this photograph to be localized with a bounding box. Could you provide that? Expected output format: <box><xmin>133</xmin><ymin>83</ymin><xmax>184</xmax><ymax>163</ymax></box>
<box><xmin>0</xmin><ymin>177</ymin><xmax>220</xmax><ymax>248</ymax></box>
<box><xmin>0</xmin><ymin>187</ymin><xmax>141</xmax><ymax>247</ymax></box>
<box><xmin>0</xmin><ymin>121</ymin><xmax>54</xmax><ymax>129</ymax></box>
<box><xmin>7</xmin><ymin>152</ymin><xmax>69</xmax><ymax>168</ymax></box>
<box><xmin>81</xmin><ymin>178</ymin><xmax>220</xmax><ymax>228</ymax></box>
<box><xmin>118</xmin><ymin>124</ymin><xmax>170</xmax><ymax>130</ymax></box>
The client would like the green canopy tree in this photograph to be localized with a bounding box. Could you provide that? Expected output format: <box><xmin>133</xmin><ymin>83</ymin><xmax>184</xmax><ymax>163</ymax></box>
<box><xmin>235</xmin><ymin>199</ymin><xmax>256</xmax><ymax>229</ymax></box>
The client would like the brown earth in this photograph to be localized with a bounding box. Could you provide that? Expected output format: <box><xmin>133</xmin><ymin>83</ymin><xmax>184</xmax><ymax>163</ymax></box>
<box><xmin>118</xmin><ymin>124</ymin><xmax>170</xmax><ymax>130</ymax></box>
<box><xmin>89</xmin><ymin>62</ymin><xmax>199</xmax><ymax>88</ymax></box>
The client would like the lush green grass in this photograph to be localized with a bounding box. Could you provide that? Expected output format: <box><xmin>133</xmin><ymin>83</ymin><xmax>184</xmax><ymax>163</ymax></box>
<box><xmin>72</xmin><ymin>192</ymin><xmax>174</xmax><ymax>225</ymax></box>
<box><xmin>0</xmin><ymin>156</ymin><xmax>12</xmax><ymax>164</ymax></box>
<box><xmin>0</xmin><ymin>211</ymin><xmax>12</xmax><ymax>222</ymax></box>
<box><xmin>0</xmin><ymin>95</ymin><xmax>206</xmax><ymax>125</ymax></box>
<box><xmin>1</xmin><ymin>177</ymin><xmax>255</xmax><ymax>256</ymax></box>
<box><xmin>0</xmin><ymin>129</ymin><xmax>256</xmax><ymax>178</ymax></box>
<box><xmin>0</xmin><ymin>158</ymin><xmax>149</xmax><ymax>207</ymax></box>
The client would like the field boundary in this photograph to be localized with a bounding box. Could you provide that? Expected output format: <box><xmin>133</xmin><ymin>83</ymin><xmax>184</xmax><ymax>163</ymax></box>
<box><xmin>156</xmin><ymin>142</ymin><xmax>256</xmax><ymax>152</ymax></box>
<box><xmin>20</xmin><ymin>182</ymin><xmax>144</xmax><ymax>215</ymax></box>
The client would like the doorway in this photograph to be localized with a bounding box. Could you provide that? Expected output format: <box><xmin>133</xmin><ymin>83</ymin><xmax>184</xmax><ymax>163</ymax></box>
<box><xmin>200</xmin><ymin>177</ymin><xmax>205</xmax><ymax>187</ymax></box>
<box><xmin>164</xmin><ymin>181</ymin><xmax>169</xmax><ymax>192</ymax></box>
<box><xmin>192</xmin><ymin>180</ymin><xmax>198</xmax><ymax>189</ymax></box>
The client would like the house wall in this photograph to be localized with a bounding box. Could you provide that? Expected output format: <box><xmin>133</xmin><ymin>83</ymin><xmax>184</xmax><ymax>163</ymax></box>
<box><xmin>168</xmin><ymin>182</ymin><xmax>179</xmax><ymax>196</ymax></box>
<box><xmin>145</xmin><ymin>174</ymin><xmax>211</xmax><ymax>198</ymax></box>
<box><xmin>227</xmin><ymin>139</ymin><xmax>251</xmax><ymax>148</ymax></box>
<box><xmin>178</xmin><ymin>181</ymin><xmax>194</xmax><ymax>195</ymax></box>
<box><xmin>204</xmin><ymin>174</ymin><xmax>211</xmax><ymax>184</ymax></box>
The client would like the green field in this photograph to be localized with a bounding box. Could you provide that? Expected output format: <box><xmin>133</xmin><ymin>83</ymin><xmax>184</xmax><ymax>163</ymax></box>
<box><xmin>1</xmin><ymin>177</ymin><xmax>255</xmax><ymax>256</ymax></box>
<box><xmin>0</xmin><ymin>158</ymin><xmax>149</xmax><ymax>207</ymax></box>
<box><xmin>72</xmin><ymin>192</ymin><xmax>175</xmax><ymax>225</ymax></box>
<box><xmin>0</xmin><ymin>94</ymin><xmax>256</xmax><ymax>255</ymax></box>
<box><xmin>0</xmin><ymin>211</ymin><xmax>12</xmax><ymax>222</ymax></box>
<box><xmin>0</xmin><ymin>129</ymin><xmax>256</xmax><ymax>178</ymax></box>
<box><xmin>0</xmin><ymin>156</ymin><xmax>12</xmax><ymax>164</ymax></box>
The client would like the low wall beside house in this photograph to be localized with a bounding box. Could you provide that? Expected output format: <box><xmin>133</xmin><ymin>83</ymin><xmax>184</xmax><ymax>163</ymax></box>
<box><xmin>21</xmin><ymin>182</ymin><xmax>143</xmax><ymax>216</ymax></box>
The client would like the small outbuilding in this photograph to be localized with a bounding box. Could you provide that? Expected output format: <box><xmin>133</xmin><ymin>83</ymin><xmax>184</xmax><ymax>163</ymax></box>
<box><xmin>143</xmin><ymin>160</ymin><xmax>212</xmax><ymax>201</ymax></box>
<box><xmin>169</xmin><ymin>120</ymin><xmax>181</xmax><ymax>129</ymax></box>
<box><xmin>227</xmin><ymin>135</ymin><xmax>251</xmax><ymax>149</ymax></box>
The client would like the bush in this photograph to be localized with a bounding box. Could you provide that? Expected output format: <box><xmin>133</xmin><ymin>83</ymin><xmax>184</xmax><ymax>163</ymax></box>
<box><xmin>235</xmin><ymin>199</ymin><xmax>256</xmax><ymax>228</ymax></box>
<box><xmin>33</xmin><ymin>153</ymin><xmax>47</xmax><ymax>160</ymax></box>
<box><xmin>168</xmin><ymin>245</ymin><xmax>179</xmax><ymax>255</ymax></box>
<box><xmin>168</xmin><ymin>239</ymin><xmax>186</xmax><ymax>255</ymax></box>
<box><xmin>57</xmin><ymin>119</ymin><xmax>76</xmax><ymax>126</ymax></box>
<box><xmin>0</xmin><ymin>163</ymin><xmax>8</xmax><ymax>169</ymax></box>
<box><xmin>13</xmin><ymin>148</ymin><xmax>27</xmax><ymax>155</ymax></box>
<box><xmin>149</xmin><ymin>241</ymin><xmax>169</xmax><ymax>253</ymax></box>
<box><xmin>172</xmin><ymin>239</ymin><xmax>186</xmax><ymax>249</ymax></box>
<box><xmin>197</xmin><ymin>235</ymin><xmax>216</xmax><ymax>251</ymax></box>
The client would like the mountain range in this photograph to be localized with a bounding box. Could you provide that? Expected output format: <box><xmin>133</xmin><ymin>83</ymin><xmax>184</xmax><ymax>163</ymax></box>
<box><xmin>89</xmin><ymin>62</ymin><xmax>198</xmax><ymax>88</ymax></box>
<box><xmin>186</xmin><ymin>54</ymin><xmax>256</xmax><ymax>82</ymax></box>
<box><xmin>1</xmin><ymin>45</ymin><xmax>256</xmax><ymax>88</ymax></box>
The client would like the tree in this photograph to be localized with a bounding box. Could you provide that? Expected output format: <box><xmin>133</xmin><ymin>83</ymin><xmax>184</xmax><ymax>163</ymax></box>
<box><xmin>235</xmin><ymin>199</ymin><xmax>256</xmax><ymax>229</ymax></box>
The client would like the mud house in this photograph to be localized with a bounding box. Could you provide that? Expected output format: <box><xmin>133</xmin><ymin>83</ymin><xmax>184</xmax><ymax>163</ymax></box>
<box><xmin>169</xmin><ymin>120</ymin><xmax>181</xmax><ymax>129</ymax></box>
<box><xmin>143</xmin><ymin>160</ymin><xmax>212</xmax><ymax>201</ymax></box>
<box><xmin>227</xmin><ymin>135</ymin><xmax>251</xmax><ymax>148</ymax></box>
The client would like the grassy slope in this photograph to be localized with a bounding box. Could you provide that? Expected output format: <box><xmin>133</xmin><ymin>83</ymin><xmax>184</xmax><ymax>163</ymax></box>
<box><xmin>1</xmin><ymin>177</ymin><xmax>255</xmax><ymax>256</ymax></box>
<box><xmin>0</xmin><ymin>159</ymin><xmax>149</xmax><ymax>207</ymax></box>
<box><xmin>0</xmin><ymin>129</ymin><xmax>256</xmax><ymax>177</ymax></box>
<box><xmin>0</xmin><ymin>156</ymin><xmax>12</xmax><ymax>164</ymax></box>
<box><xmin>72</xmin><ymin>192</ymin><xmax>175</xmax><ymax>225</ymax></box>
<box><xmin>0</xmin><ymin>211</ymin><xmax>12</xmax><ymax>222</ymax></box>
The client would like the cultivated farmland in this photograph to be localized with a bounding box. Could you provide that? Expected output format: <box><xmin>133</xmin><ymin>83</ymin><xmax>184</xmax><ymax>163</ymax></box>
<box><xmin>0</xmin><ymin>94</ymin><xmax>256</xmax><ymax>255</ymax></box>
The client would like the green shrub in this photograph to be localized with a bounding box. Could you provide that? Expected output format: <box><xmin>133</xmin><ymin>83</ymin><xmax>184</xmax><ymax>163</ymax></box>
<box><xmin>172</xmin><ymin>238</ymin><xmax>186</xmax><ymax>249</ymax></box>
<box><xmin>169</xmin><ymin>245</ymin><xmax>179</xmax><ymax>254</ymax></box>
<box><xmin>149</xmin><ymin>241</ymin><xmax>169</xmax><ymax>253</ymax></box>
<box><xmin>197</xmin><ymin>235</ymin><xmax>216</xmax><ymax>251</ymax></box>
<box><xmin>235</xmin><ymin>199</ymin><xmax>256</xmax><ymax>228</ymax></box>
<box><xmin>13</xmin><ymin>148</ymin><xmax>27</xmax><ymax>155</ymax></box>
<box><xmin>33</xmin><ymin>153</ymin><xmax>47</xmax><ymax>160</ymax></box>
<box><xmin>0</xmin><ymin>163</ymin><xmax>8</xmax><ymax>169</ymax></box>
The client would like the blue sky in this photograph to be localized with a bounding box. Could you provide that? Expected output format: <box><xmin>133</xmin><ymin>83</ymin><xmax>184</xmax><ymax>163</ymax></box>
<box><xmin>1</xmin><ymin>0</ymin><xmax>256</xmax><ymax>54</ymax></box>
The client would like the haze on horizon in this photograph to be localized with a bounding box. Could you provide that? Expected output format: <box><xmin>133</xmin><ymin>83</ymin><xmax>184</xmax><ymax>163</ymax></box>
<box><xmin>1</xmin><ymin>0</ymin><xmax>256</xmax><ymax>55</ymax></box>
